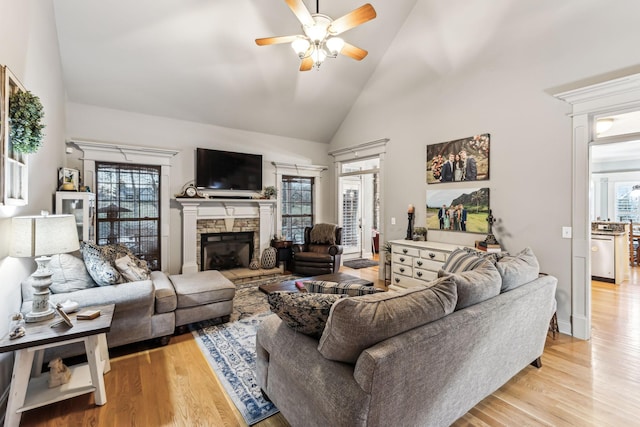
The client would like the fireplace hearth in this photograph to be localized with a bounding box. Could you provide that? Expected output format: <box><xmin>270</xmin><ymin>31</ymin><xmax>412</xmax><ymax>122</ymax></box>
<box><xmin>201</xmin><ymin>231</ymin><xmax>254</xmax><ymax>271</ymax></box>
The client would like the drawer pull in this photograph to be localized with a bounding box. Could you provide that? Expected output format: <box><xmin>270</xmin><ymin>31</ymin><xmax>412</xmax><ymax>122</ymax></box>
<box><xmin>417</xmin><ymin>271</ymin><xmax>423</xmax><ymax>277</ymax></box>
<box><xmin>402</xmin><ymin>249</ymin><xmax>408</xmax><ymax>254</ymax></box>
<box><xmin>399</xmin><ymin>257</ymin><xmax>405</xmax><ymax>262</ymax></box>
<box><xmin>429</xmin><ymin>252</ymin><xmax>436</xmax><ymax>259</ymax></box>
<box><xmin>416</xmin><ymin>260</ymin><xmax>423</xmax><ymax>266</ymax></box>
<box><xmin>400</xmin><ymin>267</ymin><xmax>405</xmax><ymax>273</ymax></box>
<box><xmin>395</xmin><ymin>277</ymin><xmax>400</xmax><ymax>283</ymax></box>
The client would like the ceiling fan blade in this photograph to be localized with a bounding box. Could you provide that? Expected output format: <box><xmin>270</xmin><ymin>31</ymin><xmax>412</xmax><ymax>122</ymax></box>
<box><xmin>255</xmin><ymin>35</ymin><xmax>300</xmax><ymax>46</ymax></box>
<box><xmin>341</xmin><ymin>42</ymin><xmax>368</xmax><ymax>61</ymax></box>
<box><xmin>285</xmin><ymin>0</ymin><xmax>315</xmax><ymax>27</ymax></box>
<box><xmin>328</xmin><ymin>3</ymin><xmax>377</xmax><ymax>35</ymax></box>
<box><xmin>300</xmin><ymin>57</ymin><xmax>313</xmax><ymax>71</ymax></box>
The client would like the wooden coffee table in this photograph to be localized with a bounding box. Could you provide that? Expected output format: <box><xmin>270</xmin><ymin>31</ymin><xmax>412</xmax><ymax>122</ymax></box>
<box><xmin>258</xmin><ymin>272</ymin><xmax>374</xmax><ymax>293</ymax></box>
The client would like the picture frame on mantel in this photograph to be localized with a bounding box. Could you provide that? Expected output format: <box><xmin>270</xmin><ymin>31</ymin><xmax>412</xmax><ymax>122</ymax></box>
<box><xmin>426</xmin><ymin>133</ymin><xmax>490</xmax><ymax>184</ymax></box>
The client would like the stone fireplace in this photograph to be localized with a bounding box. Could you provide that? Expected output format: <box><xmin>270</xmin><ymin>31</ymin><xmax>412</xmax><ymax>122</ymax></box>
<box><xmin>177</xmin><ymin>198</ymin><xmax>276</xmax><ymax>274</ymax></box>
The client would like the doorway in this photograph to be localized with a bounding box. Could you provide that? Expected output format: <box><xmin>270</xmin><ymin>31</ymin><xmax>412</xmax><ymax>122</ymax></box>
<box><xmin>555</xmin><ymin>76</ymin><xmax>640</xmax><ymax>339</ymax></box>
<box><xmin>338</xmin><ymin>158</ymin><xmax>379</xmax><ymax>261</ymax></box>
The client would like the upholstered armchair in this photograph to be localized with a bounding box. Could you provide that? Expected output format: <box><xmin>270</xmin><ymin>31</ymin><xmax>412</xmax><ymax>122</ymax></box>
<box><xmin>291</xmin><ymin>224</ymin><xmax>343</xmax><ymax>276</ymax></box>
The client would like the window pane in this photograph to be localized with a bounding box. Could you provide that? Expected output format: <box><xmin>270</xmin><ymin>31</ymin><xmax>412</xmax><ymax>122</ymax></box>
<box><xmin>281</xmin><ymin>176</ymin><xmax>313</xmax><ymax>243</ymax></box>
<box><xmin>96</xmin><ymin>162</ymin><xmax>161</xmax><ymax>270</ymax></box>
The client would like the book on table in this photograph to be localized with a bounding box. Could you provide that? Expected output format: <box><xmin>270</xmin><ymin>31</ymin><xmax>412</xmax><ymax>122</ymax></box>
<box><xmin>76</xmin><ymin>309</ymin><xmax>101</xmax><ymax>320</ymax></box>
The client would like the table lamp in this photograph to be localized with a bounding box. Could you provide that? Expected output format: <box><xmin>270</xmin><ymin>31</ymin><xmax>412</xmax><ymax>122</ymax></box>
<box><xmin>10</xmin><ymin>214</ymin><xmax>80</xmax><ymax>322</ymax></box>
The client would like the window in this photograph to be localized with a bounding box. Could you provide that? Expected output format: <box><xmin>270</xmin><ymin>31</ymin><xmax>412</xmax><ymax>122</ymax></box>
<box><xmin>616</xmin><ymin>182</ymin><xmax>640</xmax><ymax>222</ymax></box>
<box><xmin>281</xmin><ymin>176</ymin><xmax>314</xmax><ymax>243</ymax></box>
<box><xmin>95</xmin><ymin>162</ymin><xmax>161</xmax><ymax>270</ymax></box>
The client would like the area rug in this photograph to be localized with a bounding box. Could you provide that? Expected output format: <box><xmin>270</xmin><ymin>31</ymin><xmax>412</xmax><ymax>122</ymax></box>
<box><xmin>190</xmin><ymin>275</ymin><xmax>299</xmax><ymax>425</ymax></box>
<box><xmin>343</xmin><ymin>258</ymin><xmax>379</xmax><ymax>269</ymax></box>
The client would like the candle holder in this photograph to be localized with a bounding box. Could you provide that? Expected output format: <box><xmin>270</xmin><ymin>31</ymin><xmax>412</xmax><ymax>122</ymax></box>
<box><xmin>483</xmin><ymin>209</ymin><xmax>499</xmax><ymax>245</ymax></box>
<box><xmin>406</xmin><ymin>212</ymin><xmax>415</xmax><ymax>240</ymax></box>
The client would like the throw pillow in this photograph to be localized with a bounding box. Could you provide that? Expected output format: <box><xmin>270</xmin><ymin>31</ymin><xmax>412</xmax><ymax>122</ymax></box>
<box><xmin>268</xmin><ymin>292</ymin><xmax>346</xmax><ymax>339</ymax></box>
<box><xmin>303</xmin><ymin>280</ymin><xmax>383</xmax><ymax>297</ymax></box>
<box><xmin>260</xmin><ymin>247</ymin><xmax>278</xmax><ymax>269</ymax></box>
<box><xmin>495</xmin><ymin>247</ymin><xmax>540</xmax><ymax>292</ymax></box>
<box><xmin>115</xmin><ymin>255</ymin><xmax>151</xmax><ymax>282</ymax></box>
<box><xmin>442</xmin><ymin>248</ymin><xmax>487</xmax><ymax>273</ymax></box>
<box><xmin>98</xmin><ymin>243</ymin><xmax>151</xmax><ymax>276</ymax></box>
<box><xmin>49</xmin><ymin>253</ymin><xmax>97</xmax><ymax>293</ymax></box>
<box><xmin>318</xmin><ymin>276</ymin><xmax>457</xmax><ymax>364</ymax></box>
<box><xmin>438</xmin><ymin>258</ymin><xmax>502</xmax><ymax>310</ymax></box>
<box><xmin>80</xmin><ymin>242</ymin><xmax>122</xmax><ymax>286</ymax></box>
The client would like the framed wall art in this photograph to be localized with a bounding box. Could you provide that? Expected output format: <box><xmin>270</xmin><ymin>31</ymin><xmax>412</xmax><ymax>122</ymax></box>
<box><xmin>58</xmin><ymin>167</ymin><xmax>80</xmax><ymax>191</ymax></box>
<box><xmin>426</xmin><ymin>187</ymin><xmax>490</xmax><ymax>234</ymax></box>
<box><xmin>426</xmin><ymin>133</ymin><xmax>490</xmax><ymax>184</ymax></box>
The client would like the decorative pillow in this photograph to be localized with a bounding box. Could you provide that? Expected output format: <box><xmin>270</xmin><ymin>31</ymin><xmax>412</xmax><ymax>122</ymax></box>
<box><xmin>49</xmin><ymin>253</ymin><xmax>97</xmax><ymax>293</ymax></box>
<box><xmin>268</xmin><ymin>292</ymin><xmax>346</xmax><ymax>339</ymax></box>
<box><xmin>310</xmin><ymin>223</ymin><xmax>337</xmax><ymax>244</ymax></box>
<box><xmin>303</xmin><ymin>280</ymin><xmax>383</xmax><ymax>297</ymax></box>
<box><xmin>442</xmin><ymin>248</ymin><xmax>487</xmax><ymax>273</ymax></box>
<box><xmin>80</xmin><ymin>242</ymin><xmax>122</xmax><ymax>286</ymax></box>
<box><xmin>115</xmin><ymin>255</ymin><xmax>151</xmax><ymax>282</ymax></box>
<box><xmin>460</xmin><ymin>247</ymin><xmax>500</xmax><ymax>264</ymax></box>
<box><xmin>97</xmin><ymin>243</ymin><xmax>151</xmax><ymax>275</ymax></box>
<box><xmin>318</xmin><ymin>276</ymin><xmax>457</xmax><ymax>364</ymax></box>
<box><xmin>261</xmin><ymin>247</ymin><xmax>278</xmax><ymax>269</ymax></box>
<box><xmin>495</xmin><ymin>247</ymin><xmax>540</xmax><ymax>292</ymax></box>
<box><xmin>438</xmin><ymin>258</ymin><xmax>502</xmax><ymax>310</ymax></box>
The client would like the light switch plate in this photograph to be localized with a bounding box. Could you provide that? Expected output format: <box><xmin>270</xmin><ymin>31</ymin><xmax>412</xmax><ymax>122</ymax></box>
<box><xmin>562</xmin><ymin>226</ymin><xmax>572</xmax><ymax>239</ymax></box>
<box><xmin>391</xmin><ymin>217</ymin><xmax>396</xmax><ymax>225</ymax></box>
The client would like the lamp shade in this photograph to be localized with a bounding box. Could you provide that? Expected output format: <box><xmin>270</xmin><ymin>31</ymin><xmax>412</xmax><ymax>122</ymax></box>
<box><xmin>10</xmin><ymin>215</ymin><xmax>80</xmax><ymax>258</ymax></box>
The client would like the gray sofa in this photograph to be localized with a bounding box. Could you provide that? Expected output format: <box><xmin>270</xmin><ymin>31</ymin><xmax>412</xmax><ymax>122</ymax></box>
<box><xmin>256</xmin><ymin>271</ymin><xmax>557</xmax><ymax>427</ymax></box>
<box><xmin>20</xmin><ymin>253</ymin><xmax>235</xmax><ymax>361</ymax></box>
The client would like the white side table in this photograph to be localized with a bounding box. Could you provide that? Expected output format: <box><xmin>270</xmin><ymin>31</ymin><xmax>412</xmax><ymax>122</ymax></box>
<box><xmin>0</xmin><ymin>304</ymin><xmax>115</xmax><ymax>427</ymax></box>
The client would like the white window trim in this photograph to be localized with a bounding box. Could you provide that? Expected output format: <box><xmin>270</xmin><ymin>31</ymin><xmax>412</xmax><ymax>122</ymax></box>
<box><xmin>272</xmin><ymin>162</ymin><xmax>327</xmax><ymax>239</ymax></box>
<box><xmin>70</xmin><ymin>139</ymin><xmax>179</xmax><ymax>271</ymax></box>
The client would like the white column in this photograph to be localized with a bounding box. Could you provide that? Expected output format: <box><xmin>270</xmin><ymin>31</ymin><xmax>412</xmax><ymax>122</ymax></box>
<box><xmin>181</xmin><ymin>200</ymin><xmax>201</xmax><ymax>274</ymax></box>
<box><xmin>258</xmin><ymin>201</ymin><xmax>274</xmax><ymax>256</ymax></box>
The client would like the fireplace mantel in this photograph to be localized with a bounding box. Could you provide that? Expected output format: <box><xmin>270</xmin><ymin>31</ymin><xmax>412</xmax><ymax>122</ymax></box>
<box><xmin>177</xmin><ymin>198</ymin><xmax>276</xmax><ymax>273</ymax></box>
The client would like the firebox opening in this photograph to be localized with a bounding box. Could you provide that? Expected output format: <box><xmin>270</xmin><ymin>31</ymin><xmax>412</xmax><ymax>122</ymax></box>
<box><xmin>200</xmin><ymin>231</ymin><xmax>254</xmax><ymax>271</ymax></box>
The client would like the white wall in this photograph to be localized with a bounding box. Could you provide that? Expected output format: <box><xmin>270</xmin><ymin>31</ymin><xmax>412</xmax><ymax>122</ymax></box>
<box><xmin>330</xmin><ymin>0</ymin><xmax>640</xmax><ymax>332</ymax></box>
<box><xmin>0</xmin><ymin>0</ymin><xmax>67</xmax><ymax>415</ymax></box>
<box><xmin>64</xmin><ymin>103</ymin><xmax>333</xmax><ymax>273</ymax></box>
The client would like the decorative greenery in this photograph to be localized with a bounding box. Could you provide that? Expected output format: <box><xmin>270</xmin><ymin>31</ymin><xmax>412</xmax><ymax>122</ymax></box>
<box><xmin>8</xmin><ymin>90</ymin><xmax>45</xmax><ymax>153</ymax></box>
<box><xmin>414</xmin><ymin>227</ymin><xmax>427</xmax><ymax>236</ymax></box>
<box><xmin>383</xmin><ymin>241</ymin><xmax>392</xmax><ymax>254</ymax></box>
<box><xmin>262</xmin><ymin>186</ymin><xmax>277</xmax><ymax>199</ymax></box>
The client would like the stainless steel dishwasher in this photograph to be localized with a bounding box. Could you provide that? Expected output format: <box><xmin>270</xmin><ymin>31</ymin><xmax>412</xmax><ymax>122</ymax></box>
<box><xmin>591</xmin><ymin>234</ymin><xmax>615</xmax><ymax>281</ymax></box>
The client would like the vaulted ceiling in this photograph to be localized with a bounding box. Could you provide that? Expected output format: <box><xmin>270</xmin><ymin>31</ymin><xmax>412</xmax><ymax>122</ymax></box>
<box><xmin>52</xmin><ymin>0</ymin><xmax>418</xmax><ymax>143</ymax></box>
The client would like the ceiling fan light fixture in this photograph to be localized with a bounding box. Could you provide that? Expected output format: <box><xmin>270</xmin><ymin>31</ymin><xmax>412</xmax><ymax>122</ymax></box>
<box><xmin>326</xmin><ymin>37</ymin><xmax>345</xmax><ymax>56</ymax></box>
<box><xmin>311</xmin><ymin>47</ymin><xmax>327</xmax><ymax>66</ymax></box>
<box><xmin>291</xmin><ymin>38</ymin><xmax>311</xmax><ymax>57</ymax></box>
<box><xmin>304</xmin><ymin>16</ymin><xmax>330</xmax><ymax>43</ymax></box>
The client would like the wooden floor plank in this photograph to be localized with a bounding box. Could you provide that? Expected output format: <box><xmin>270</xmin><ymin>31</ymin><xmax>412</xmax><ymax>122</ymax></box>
<box><xmin>19</xmin><ymin>260</ymin><xmax>640</xmax><ymax>426</ymax></box>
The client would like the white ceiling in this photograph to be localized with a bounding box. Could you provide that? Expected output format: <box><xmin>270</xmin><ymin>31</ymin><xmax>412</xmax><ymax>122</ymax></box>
<box><xmin>52</xmin><ymin>0</ymin><xmax>418</xmax><ymax>143</ymax></box>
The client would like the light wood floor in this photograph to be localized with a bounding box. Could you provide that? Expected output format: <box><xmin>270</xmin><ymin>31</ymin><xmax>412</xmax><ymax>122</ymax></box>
<box><xmin>20</xmin><ymin>261</ymin><xmax>640</xmax><ymax>426</ymax></box>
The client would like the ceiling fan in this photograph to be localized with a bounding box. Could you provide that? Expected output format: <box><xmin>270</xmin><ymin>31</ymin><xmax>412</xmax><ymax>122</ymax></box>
<box><xmin>255</xmin><ymin>0</ymin><xmax>377</xmax><ymax>71</ymax></box>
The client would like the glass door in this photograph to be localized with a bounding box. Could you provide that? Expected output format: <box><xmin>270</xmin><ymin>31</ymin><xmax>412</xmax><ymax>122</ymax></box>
<box><xmin>339</xmin><ymin>176</ymin><xmax>362</xmax><ymax>258</ymax></box>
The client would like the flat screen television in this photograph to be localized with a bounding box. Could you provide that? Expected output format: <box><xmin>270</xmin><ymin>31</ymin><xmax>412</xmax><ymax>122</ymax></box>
<box><xmin>196</xmin><ymin>148</ymin><xmax>263</xmax><ymax>191</ymax></box>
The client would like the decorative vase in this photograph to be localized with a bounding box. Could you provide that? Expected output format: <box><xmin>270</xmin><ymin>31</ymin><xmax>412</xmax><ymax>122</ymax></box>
<box><xmin>261</xmin><ymin>247</ymin><xmax>277</xmax><ymax>269</ymax></box>
<box><xmin>249</xmin><ymin>256</ymin><xmax>260</xmax><ymax>270</ymax></box>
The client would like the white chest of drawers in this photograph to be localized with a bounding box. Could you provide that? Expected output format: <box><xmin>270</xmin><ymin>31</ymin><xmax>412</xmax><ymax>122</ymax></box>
<box><xmin>389</xmin><ymin>240</ymin><xmax>466</xmax><ymax>291</ymax></box>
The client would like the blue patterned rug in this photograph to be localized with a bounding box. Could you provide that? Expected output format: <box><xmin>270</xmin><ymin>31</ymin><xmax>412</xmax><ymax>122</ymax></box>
<box><xmin>190</xmin><ymin>276</ymin><xmax>298</xmax><ymax>425</ymax></box>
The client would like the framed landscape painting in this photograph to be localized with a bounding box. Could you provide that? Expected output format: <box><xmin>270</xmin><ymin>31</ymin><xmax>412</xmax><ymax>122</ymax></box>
<box><xmin>426</xmin><ymin>187</ymin><xmax>490</xmax><ymax>234</ymax></box>
<box><xmin>426</xmin><ymin>134</ymin><xmax>490</xmax><ymax>184</ymax></box>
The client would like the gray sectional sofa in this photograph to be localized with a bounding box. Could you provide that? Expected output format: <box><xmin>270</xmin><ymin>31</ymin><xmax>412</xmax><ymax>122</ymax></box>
<box><xmin>256</xmin><ymin>248</ymin><xmax>557</xmax><ymax>427</ymax></box>
<box><xmin>19</xmin><ymin>251</ymin><xmax>235</xmax><ymax>361</ymax></box>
